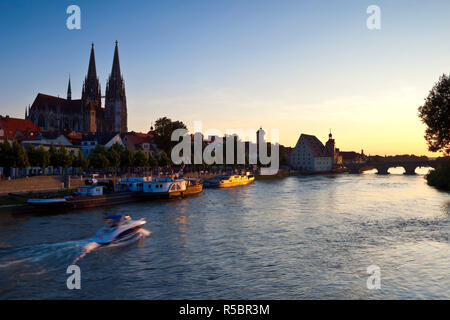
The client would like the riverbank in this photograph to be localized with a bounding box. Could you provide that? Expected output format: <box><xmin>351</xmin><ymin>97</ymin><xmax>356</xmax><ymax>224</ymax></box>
<box><xmin>426</xmin><ymin>161</ymin><xmax>450</xmax><ymax>191</ymax></box>
<box><xmin>0</xmin><ymin>189</ymin><xmax>76</xmax><ymax>207</ymax></box>
<box><xmin>255</xmin><ymin>171</ymin><xmax>296</xmax><ymax>180</ymax></box>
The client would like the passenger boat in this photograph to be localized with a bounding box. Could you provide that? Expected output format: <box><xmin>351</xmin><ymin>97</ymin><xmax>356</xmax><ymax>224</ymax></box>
<box><xmin>203</xmin><ymin>175</ymin><xmax>227</xmax><ymax>188</ymax></box>
<box><xmin>183</xmin><ymin>178</ymin><xmax>203</xmax><ymax>196</ymax></box>
<box><xmin>120</xmin><ymin>176</ymin><xmax>152</xmax><ymax>192</ymax></box>
<box><xmin>26</xmin><ymin>182</ymin><xmax>136</xmax><ymax>211</ymax></box>
<box><xmin>134</xmin><ymin>176</ymin><xmax>188</xmax><ymax>199</ymax></box>
<box><xmin>21</xmin><ymin>174</ymin><xmax>201</xmax><ymax>214</ymax></box>
<box><xmin>217</xmin><ymin>172</ymin><xmax>255</xmax><ymax>188</ymax></box>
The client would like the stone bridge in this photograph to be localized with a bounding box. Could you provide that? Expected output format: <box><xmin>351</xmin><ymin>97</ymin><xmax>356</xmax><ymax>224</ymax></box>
<box><xmin>345</xmin><ymin>159</ymin><xmax>446</xmax><ymax>175</ymax></box>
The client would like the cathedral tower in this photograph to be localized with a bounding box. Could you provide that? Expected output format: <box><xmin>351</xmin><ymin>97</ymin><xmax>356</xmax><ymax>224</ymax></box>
<box><xmin>82</xmin><ymin>43</ymin><xmax>102</xmax><ymax>132</ymax></box>
<box><xmin>67</xmin><ymin>77</ymin><xmax>72</xmax><ymax>101</ymax></box>
<box><xmin>105</xmin><ymin>41</ymin><xmax>127</xmax><ymax>133</ymax></box>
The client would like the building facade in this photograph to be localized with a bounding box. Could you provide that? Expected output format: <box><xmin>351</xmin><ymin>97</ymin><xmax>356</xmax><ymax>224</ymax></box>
<box><xmin>26</xmin><ymin>42</ymin><xmax>127</xmax><ymax>134</ymax></box>
<box><xmin>290</xmin><ymin>134</ymin><xmax>333</xmax><ymax>172</ymax></box>
<box><xmin>122</xmin><ymin>132</ymin><xmax>159</xmax><ymax>158</ymax></box>
<box><xmin>81</xmin><ymin>133</ymin><xmax>124</xmax><ymax>157</ymax></box>
<box><xmin>0</xmin><ymin>116</ymin><xmax>38</xmax><ymax>143</ymax></box>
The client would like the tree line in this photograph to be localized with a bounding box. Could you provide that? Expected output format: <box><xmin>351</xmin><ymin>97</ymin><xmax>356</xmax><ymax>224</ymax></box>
<box><xmin>0</xmin><ymin>137</ymin><xmax>171</xmax><ymax>175</ymax></box>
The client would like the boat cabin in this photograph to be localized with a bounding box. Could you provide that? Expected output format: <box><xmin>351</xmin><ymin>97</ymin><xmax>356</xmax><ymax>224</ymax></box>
<box><xmin>77</xmin><ymin>185</ymin><xmax>104</xmax><ymax>196</ymax></box>
<box><xmin>142</xmin><ymin>178</ymin><xmax>187</xmax><ymax>194</ymax></box>
<box><xmin>120</xmin><ymin>177</ymin><xmax>151</xmax><ymax>192</ymax></box>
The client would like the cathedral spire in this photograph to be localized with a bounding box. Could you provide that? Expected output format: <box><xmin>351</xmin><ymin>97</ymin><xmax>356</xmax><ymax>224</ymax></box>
<box><xmin>105</xmin><ymin>41</ymin><xmax>127</xmax><ymax>133</ymax></box>
<box><xmin>67</xmin><ymin>76</ymin><xmax>72</xmax><ymax>101</ymax></box>
<box><xmin>87</xmin><ymin>43</ymin><xmax>97</xmax><ymax>80</ymax></box>
<box><xmin>111</xmin><ymin>40</ymin><xmax>121</xmax><ymax>80</ymax></box>
<box><xmin>82</xmin><ymin>43</ymin><xmax>101</xmax><ymax>106</ymax></box>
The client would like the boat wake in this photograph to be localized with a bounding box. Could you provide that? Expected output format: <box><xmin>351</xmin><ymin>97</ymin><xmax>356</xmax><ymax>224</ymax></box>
<box><xmin>72</xmin><ymin>229</ymin><xmax>151</xmax><ymax>264</ymax></box>
<box><xmin>0</xmin><ymin>229</ymin><xmax>151</xmax><ymax>276</ymax></box>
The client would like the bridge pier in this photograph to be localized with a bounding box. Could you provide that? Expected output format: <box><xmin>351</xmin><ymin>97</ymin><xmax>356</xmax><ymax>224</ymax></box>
<box><xmin>346</xmin><ymin>164</ymin><xmax>362</xmax><ymax>174</ymax></box>
<box><xmin>375</xmin><ymin>165</ymin><xmax>390</xmax><ymax>175</ymax></box>
<box><xmin>403</xmin><ymin>164</ymin><xmax>417</xmax><ymax>175</ymax></box>
<box><xmin>348</xmin><ymin>167</ymin><xmax>362</xmax><ymax>174</ymax></box>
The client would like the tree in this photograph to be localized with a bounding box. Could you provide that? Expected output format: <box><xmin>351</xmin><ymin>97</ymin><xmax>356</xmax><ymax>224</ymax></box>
<box><xmin>120</xmin><ymin>147</ymin><xmax>134</xmax><ymax>171</ymax></box>
<box><xmin>133</xmin><ymin>150</ymin><xmax>148</xmax><ymax>167</ymax></box>
<box><xmin>57</xmin><ymin>145</ymin><xmax>73</xmax><ymax>169</ymax></box>
<box><xmin>153</xmin><ymin>117</ymin><xmax>187</xmax><ymax>154</ymax></box>
<box><xmin>158</xmin><ymin>151</ymin><xmax>171</xmax><ymax>167</ymax></box>
<box><xmin>12</xmin><ymin>140</ymin><xmax>29</xmax><ymax>169</ymax></box>
<box><xmin>48</xmin><ymin>144</ymin><xmax>59</xmax><ymax>168</ymax></box>
<box><xmin>426</xmin><ymin>160</ymin><xmax>450</xmax><ymax>191</ymax></box>
<box><xmin>26</xmin><ymin>144</ymin><xmax>49</xmax><ymax>174</ymax></box>
<box><xmin>88</xmin><ymin>145</ymin><xmax>109</xmax><ymax>170</ymax></box>
<box><xmin>0</xmin><ymin>138</ymin><xmax>14</xmax><ymax>170</ymax></box>
<box><xmin>26</xmin><ymin>144</ymin><xmax>38</xmax><ymax>167</ymax></box>
<box><xmin>106</xmin><ymin>147</ymin><xmax>121</xmax><ymax>173</ymax></box>
<box><xmin>74</xmin><ymin>149</ymin><xmax>89</xmax><ymax>170</ymax></box>
<box><xmin>35</xmin><ymin>146</ymin><xmax>50</xmax><ymax>168</ymax></box>
<box><xmin>418</xmin><ymin>74</ymin><xmax>450</xmax><ymax>155</ymax></box>
<box><xmin>110</xmin><ymin>142</ymin><xmax>124</xmax><ymax>153</ymax></box>
<box><xmin>148</xmin><ymin>153</ymin><xmax>158</xmax><ymax>168</ymax></box>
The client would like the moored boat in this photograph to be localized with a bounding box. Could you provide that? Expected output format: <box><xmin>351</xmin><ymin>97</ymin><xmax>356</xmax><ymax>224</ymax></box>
<box><xmin>26</xmin><ymin>183</ymin><xmax>135</xmax><ymax>211</ymax></box>
<box><xmin>134</xmin><ymin>176</ymin><xmax>187</xmax><ymax>199</ymax></box>
<box><xmin>26</xmin><ymin>197</ymin><xmax>70</xmax><ymax>208</ymax></box>
<box><xmin>183</xmin><ymin>178</ymin><xmax>203</xmax><ymax>196</ymax></box>
<box><xmin>217</xmin><ymin>172</ymin><xmax>255</xmax><ymax>188</ymax></box>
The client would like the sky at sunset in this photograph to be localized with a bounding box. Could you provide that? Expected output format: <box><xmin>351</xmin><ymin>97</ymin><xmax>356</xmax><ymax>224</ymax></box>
<box><xmin>1</xmin><ymin>0</ymin><xmax>450</xmax><ymax>156</ymax></box>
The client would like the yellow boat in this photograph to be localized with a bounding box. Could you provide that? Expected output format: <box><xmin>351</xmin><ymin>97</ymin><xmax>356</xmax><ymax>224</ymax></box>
<box><xmin>218</xmin><ymin>172</ymin><xmax>255</xmax><ymax>188</ymax></box>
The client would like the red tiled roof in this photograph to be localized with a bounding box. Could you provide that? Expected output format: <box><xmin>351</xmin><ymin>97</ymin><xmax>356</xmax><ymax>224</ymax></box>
<box><xmin>0</xmin><ymin>116</ymin><xmax>38</xmax><ymax>140</ymax></box>
<box><xmin>124</xmin><ymin>133</ymin><xmax>151</xmax><ymax>145</ymax></box>
<box><xmin>299</xmin><ymin>134</ymin><xmax>328</xmax><ymax>157</ymax></box>
<box><xmin>123</xmin><ymin>132</ymin><xmax>157</xmax><ymax>152</ymax></box>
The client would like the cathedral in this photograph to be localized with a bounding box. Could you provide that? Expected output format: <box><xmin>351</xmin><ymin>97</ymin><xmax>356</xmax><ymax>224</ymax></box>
<box><xmin>26</xmin><ymin>42</ymin><xmax>127</xmax><ymax>134</ymax></box>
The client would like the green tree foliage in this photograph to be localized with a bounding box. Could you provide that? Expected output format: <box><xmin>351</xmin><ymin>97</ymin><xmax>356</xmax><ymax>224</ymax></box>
<box><xmin>26</xmin><ymin>144</ymin><xmax>50</xmax><ymax>168</ymax></box>
<box><xmin>57</xmin><ymin>145</ymin><xmax>73</xmax><ymax>168</ymax></box>
<box><xmin>120</xmin><ymin>147</ymin><xmax>134</xmax><ymax>170</ymax></box>
<box><xmin>133</xmin><ymin>150</ymin><xmax>148</xmax><ymax>167</ymax></box>
<box><xmin>74</xmin><ymin>149</ymin><xmax>89</xmax><ymax>170</ymax></box>
<box><xmin>12</xmin><ymin>140</ymin><xmax>29</xmax><ymax>168</ymax></box>
<box><xmin>426</xmin><ymin>160</ymin><xmax>450</xmax><ymax>191</ymax></box>
<box><xmin>107</xmin><ymin>147</ymin><xmax>121</xmax><ymax>171</ymax></box>
<box><xmin>148</xmin><ymin>153</ymin><xmax>158</xmax><ymax>167</ymax></box>
<box><xmin>419</xmin><ymin>74</ymin><xmax>450</xmax><ymax>155</ymax></box>
<box><xmin>88</xmin><ymin>145</ymin><xmax>109</xmax><ymax>169</ymax></box>
<box><xmin>26</xmin><ymin>144</ymin><xmax>37</xmax><ymax>166</ymax></box>
<box><xmin>153</xmin><ymin>117</ymin><xmax>187</xmax><ymax>154</ymax></box>
<box><xmin>48</xmin><ymin>144</ymin><xmax>59</xmax><ymax>167</ymax></box>
<box><xmin>0</xmin><ymin>138</ymin><xmax>14</xmax><ymax>168</ymax></box>
<box><xmin>158</xmin><ymin>151</ymin><xmax>171</xmax><ymax>166</ymax></box>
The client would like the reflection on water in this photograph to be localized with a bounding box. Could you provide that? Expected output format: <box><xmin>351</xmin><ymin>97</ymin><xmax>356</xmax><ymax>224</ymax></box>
<box><xmin>0</xmin><ymin>170</ymin><xmax>449</xmax><ymax>299</ymax></box>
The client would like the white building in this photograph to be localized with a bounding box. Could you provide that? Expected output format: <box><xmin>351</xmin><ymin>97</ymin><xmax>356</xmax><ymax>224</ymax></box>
<box><xmin>81</xmin><ymin>133</ymin><xmax>124</xmax><ymax>157</ymax></box>
<box><xmin>290</xmin><ymin>134</ymin><xmax>333</xmax><ymax>172</ymax></box>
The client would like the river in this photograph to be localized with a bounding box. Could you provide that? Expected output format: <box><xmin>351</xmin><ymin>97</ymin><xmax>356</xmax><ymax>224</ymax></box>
<box><xmin>0</xmin><ymin>168</ymin><xmax>449</xmax><ymax>299</ymax></box>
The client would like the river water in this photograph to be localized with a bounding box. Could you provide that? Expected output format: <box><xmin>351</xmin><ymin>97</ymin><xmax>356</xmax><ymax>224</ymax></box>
<box><xmin>0</xmin><ymin>168</ymin><xmax>449</xmax><ymax>299</ymax></box>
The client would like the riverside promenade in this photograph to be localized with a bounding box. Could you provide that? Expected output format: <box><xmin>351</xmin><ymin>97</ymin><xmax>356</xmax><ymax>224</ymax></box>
<box><xmin>0</xmin><ymin>171</ymin><xmax>225</xmax><ymax>196</ymax></box>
